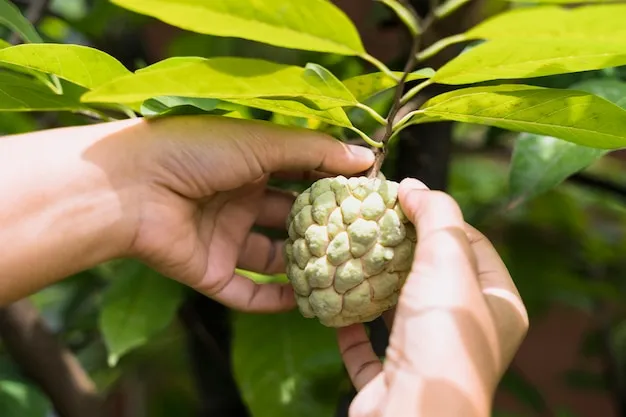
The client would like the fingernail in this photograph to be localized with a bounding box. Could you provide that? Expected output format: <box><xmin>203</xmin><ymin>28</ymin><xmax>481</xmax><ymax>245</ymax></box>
<box><xmin>348</xmin><ymin>145</ymin><xmax>375</xmax><ymax>161</ymax></box>
<box><xmin>400</xmin><ymin>177</ymin><xmax>429</xmax><ymax>190</ymax></box>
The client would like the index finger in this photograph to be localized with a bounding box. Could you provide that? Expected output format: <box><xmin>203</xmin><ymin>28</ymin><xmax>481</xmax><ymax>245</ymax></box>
<box><xmin>229</xmin><ymin>118</ymin><xmax>376</xmax><ymax>176</ymax></box>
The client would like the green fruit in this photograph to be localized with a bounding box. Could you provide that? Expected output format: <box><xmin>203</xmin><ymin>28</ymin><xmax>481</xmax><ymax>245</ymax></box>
<box><xmin>283</xmin><ymin>175</ymin><xmax>417</xmax><ymax>327</ymax></box>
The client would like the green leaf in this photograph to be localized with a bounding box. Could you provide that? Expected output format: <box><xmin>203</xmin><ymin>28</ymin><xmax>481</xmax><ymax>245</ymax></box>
<box><xmin>110</xmin><ymin>0</ymin><xmax>365</xmax><ymax>56</ymax></box>
<box><xmin>0</xmin><ymin>0</ymin><xmax>44</xmax><ymax>43</ymax></box>
<box><xmin>508</xmin><ymin>78</ymin><xmax>626</xmax><ymax>204</ymax></box>
<box><xmin>0</xmin><ymin>43</ymin><xmax>132</xmax><ymax>89</ymax></box>
<box><xmin>0</xmin><ymin>1</ymin><xmax>61</xmax><ymax>91</ymax></box>
<box><xmin>232</xmin><ymin>310</ymin><xmax>348</xmax><ymax>417</ymax></box>
<box><xmin>376</xmin><ymin>0</ymin><xmax>420</xmax><ymax>36</ymax></box>
<box><xmin>136</xmin><ymin>56</ymin><xmax>206</xmax><ymax>73</ymax></box>
<box><xmin>227</xmin><ymin>97</ymin><xmax>354</xmax><ymax>128</ymax></box>
<box><xmin>0</xmin><ymin>379</ymin><xmax>51</xmax><ymax>417</ymax></box>
<box><xmin>82</xmin><ymin>57</ymin><xmax>358</xmax><ymax>110</ymax></box>
<box><xmin>0</xmin><ymin>39</ymin><xmax>9</xmax><ymax>49</ymax></box>
<box><xmin>466</xmin><ymin>4</ymin><xmax>626</xmax><ymax>42</ymax></box>
<box><xmin>342</xmin><ymin>68</ymin><xmax>434</xmax><ymax>102</ymax></box>
<box><xmin>0</xmin><ymin>71</ymin><xmax>86</xmax><ymax>112</ymax></box>
<box><xmin>434</xmin><ymin>0</ymin><xmax>472</xmax><ymax>19</ymax></box>
<box><xmin>140</xmin><ymin>96</ymin><xmax>222</xmax><ymax>116</ymax></box>
<box><xmin>407</xmin><ymin>84</ymin><xmax>626</xmax><ymax>149</ymax></box>
<box><xmin>432</xmin><ymin>39</ymin><xmax>626</xmax><ymax>85</ymax></box>
<box><xmin>508</xmin><ymin>133</ymin><xmax>607</xmax><ymax>204</ymax></box>
<box><xmin>99</xmin><ymin>261</ymin><xmax>186</xmax><ymax>367</ymax></box>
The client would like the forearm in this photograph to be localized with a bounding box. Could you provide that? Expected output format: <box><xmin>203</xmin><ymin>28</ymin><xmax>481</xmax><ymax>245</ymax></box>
<box><xmin>0</xmin><ymin>119</ymin><xmax>144</xmax><ymax>304</ymax></box>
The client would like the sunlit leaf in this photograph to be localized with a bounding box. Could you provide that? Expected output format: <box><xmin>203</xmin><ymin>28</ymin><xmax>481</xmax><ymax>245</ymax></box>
<box><xmin>0</xmin><ymin>43</ymin><xmax>131</xmax><ymax>89</ymax></box>
<box><xmin>508</xmin><ymin>78</ymin><xmax>626</xmax><ymax>204</ymax></box>
<box><xmin>342</xmin><ymin>68</ymin><xmax>434</xmax><ymax>102</ymax></box>
<box><xmin>376</xmin><ymin>0</ymin><xmax>420</xmax><ymax>35</ymax></box>
<box><xmin>110</xmin><ymin>0</ymin><xmax>365</xmax><ymax>56</ymax></box>
<box><xmin>0</xmin><ymin>39</ymin><xmax>9</xmax><ymax>49</ymax></box>
<box><xmin>82</xmin><ymin>57</ymin><xmax>358</xmax><ymax>110</ymax></box>
<box><xmin>432</xmin><ymin>39</ymin><xmax>626</xmax><ymax>85</ymax></box>
<box><xmin>406</xmin><ymin>84</ymin><xmax>626</xmax><ymax>149</ymax></box>
<box><xmin>232</xmin><ymin>310</ymin><xmax>348</xmax><ymax>417</ymax></box>
<box><xmin>136</xmin><ymin>56</ymin><xmax>205</xmax><ymax>73</ymax></box>
<box><xmin>99</xmin><ymin>261</ymin><xmax>186</xmax><ymax>367</ymax></box>
<box><xmin>0</xmin><ymin>0</ymin><xmax>44</xmax><ymax>43</ymax></box>
<box><xmin>435</xmin><ymin>0</ymin><xmax>472</xmax><ymax>19</ymax></box>
<box><xmin>0</xmin><ymin>71</ymin><xmax>85</xmax><ymax>112</ymax></box>
<box><xmin>505</xmin><ymin>0</ymin><xmax>620</xmax><ymax>4</ymax></box>
<box><xmin>466</xmin><ymin>4</ymin><xmax>626</xmax><ymax>42</ymax></box>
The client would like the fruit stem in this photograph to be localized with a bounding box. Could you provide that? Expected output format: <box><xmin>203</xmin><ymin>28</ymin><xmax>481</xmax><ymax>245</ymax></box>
<box><xmin>366</xmin><ymin>1</ymin><xmax>438</xmax><ymax>179</ymax></box>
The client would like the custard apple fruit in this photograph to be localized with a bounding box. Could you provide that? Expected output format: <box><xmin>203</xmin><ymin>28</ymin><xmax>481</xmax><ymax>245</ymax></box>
<box><xmin>283</xmin><ymin>175</ymin><xmax>417</xmax><ymax>327</ymax></box>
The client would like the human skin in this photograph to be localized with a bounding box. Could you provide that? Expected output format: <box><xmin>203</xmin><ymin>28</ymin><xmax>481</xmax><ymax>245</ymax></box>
<box><xmin>0</xmin><ymin>115</ymin><xmax>528</xmax><ymax>415</ymax></box>
<box><xmin>337</xmin><ymin>179</ymin><xmax>529</xmax><ymax>417</ymax></box>
<box><xmin>0</xmin><ymin>115</ymin><xmax>375</xmax><ymax>309</ymax></box>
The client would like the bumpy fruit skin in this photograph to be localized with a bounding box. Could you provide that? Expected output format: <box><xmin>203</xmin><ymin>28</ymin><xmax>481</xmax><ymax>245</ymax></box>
<box><xmin>283</xmin><ymin>175</ymin><xmax>417</xmax><ymax>327</ymax></box>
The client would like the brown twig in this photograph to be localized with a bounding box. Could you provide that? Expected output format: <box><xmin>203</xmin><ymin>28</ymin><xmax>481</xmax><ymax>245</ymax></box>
<box><xmin>0</xmin><ymin>299</ymin><xmax>104</xmax><ymax>417</ymax></box>
<box><xmin>366</xmin><ymin>1</ymin><xmax>439</xmax><ymax>179</ymax></box>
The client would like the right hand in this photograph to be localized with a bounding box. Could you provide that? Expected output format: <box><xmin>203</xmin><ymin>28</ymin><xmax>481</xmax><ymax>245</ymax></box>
<box><xmin>337</xmin><ymin>178</ymin><xmax>529</xmax><ymax>417</ymax></box>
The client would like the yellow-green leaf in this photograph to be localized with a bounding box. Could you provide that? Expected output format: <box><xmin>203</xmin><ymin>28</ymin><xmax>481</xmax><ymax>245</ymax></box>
<box><xmin>434</xmin><ymin>0</ymin><xmax>472</xmax><ymax>19</ymax></box>
<box><xmin>81</xmin><ymin>57</ymin><xmax>358</xmax><ymax>110</ymax></box>
<box><xmin>0</xmin><ymin>39</ymin><xmax>9</xmax><ymax>49</ymax></box>
<box><xmin>135</xmin><ymin>56</ymin><xmax>205</xmax><ymax>73</ymax></box>
<box><xmin>110</xmin><ymin>0</ymin><xmax>365</xmax><ymax>56</ymax></box>
<box><xmin>376</xmin><ymin>0</ymin><xmax>421</xmax><ymax>36</ymax></box>
<box><xmin>0</xmin><ymin>44</ymin><xmax>131</xmax><ymax>90</ymax></box>
<box><xmin>0</xmin><ymin>71</ymin><xmax>85</xmax><ymax>112</ymax></box>
<box><xmin>508</xmin><ymin>78</ymin><xmax>626</xmax><ymax>204</ymax></box>
<box><xmin>407</xmin><ymin>84</ymin><xmax>626</xmax><ymax>149</ymax></box>
<box><xmin>342</xmin><ymin>68</ymin><xmax>434</xmax><ymax>102</ymax></box>
<box><xmin>466</xmin><ymin>4</ymin><xmax>626</xmax><ymax>42</ymax></box>
<box><xmin>228</xmin><ymin>97</ymin><xmax>354</xmax><ymax>128</ymax></box>
<box><xmin>432</xmin><ymin>39</ymin><xmax>626</xmax><ymax>85</ymax></box>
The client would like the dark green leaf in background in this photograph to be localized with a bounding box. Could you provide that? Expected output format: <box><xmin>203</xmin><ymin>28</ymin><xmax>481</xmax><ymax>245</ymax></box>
<box><xmin>0</xmin><ymin>71</ymin><xmax>86</xmax><ymax>112</ymax></box>
<box><xmin>0</xmin><ymin>0</ymin><xmax>44</xmax><ymax>43</ymax></box>
<box><xmin>232</xmin><ymin>310</ymin><xmax>348</xmax><ymax>417</ymax></box>
<box><xmin>508</xmin><ymin>133</ymin><xmax>607</xmax><ymax>206</ymax></box>
<box><xmin>0</xmin><ymin>379</ymin><xmax>52</xmax><ymax>417</ymax></box>
<box><xmin>99</xmin><ymin>261</ymin><xmax>186</xmax><ymax>367</ymax></box>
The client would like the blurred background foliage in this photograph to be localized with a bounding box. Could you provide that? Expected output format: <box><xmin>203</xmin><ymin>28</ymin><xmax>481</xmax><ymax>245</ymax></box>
<box><xmin>2</xmin><ymin>1</ymin><xmax>626</xmax><ymax>417</ymax></box>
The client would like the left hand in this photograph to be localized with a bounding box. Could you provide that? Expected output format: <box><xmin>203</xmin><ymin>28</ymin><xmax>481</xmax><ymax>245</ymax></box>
<box><xmin>123</xmin><ymin>115</ymin><xmax>375</xmax><ymax>313</ymax></box>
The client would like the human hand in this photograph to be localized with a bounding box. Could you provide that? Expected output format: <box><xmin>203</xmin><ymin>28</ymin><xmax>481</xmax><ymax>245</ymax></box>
<box><xmin>336</xmin><ymin>179</ymin><xmax>529</xmax><ymax>417</ymax></box>
<box><xmin>121</xmin><ymin>115</ymin><xmax>375</xmax><ymax>313</ymax></box>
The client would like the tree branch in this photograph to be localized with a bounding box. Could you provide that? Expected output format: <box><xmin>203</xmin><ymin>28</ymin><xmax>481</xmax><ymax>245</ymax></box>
<box><xmin>0</xmin><ymin>299</ymin><xmax>104</xmax><ymax>417</ymax></box>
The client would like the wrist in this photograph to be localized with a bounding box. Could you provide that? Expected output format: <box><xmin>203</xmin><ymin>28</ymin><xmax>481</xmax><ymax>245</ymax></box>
<box><xmin>0</xmin><ymin>119</ymin><xmax>146</xmax><ymax>302</ymax></box>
